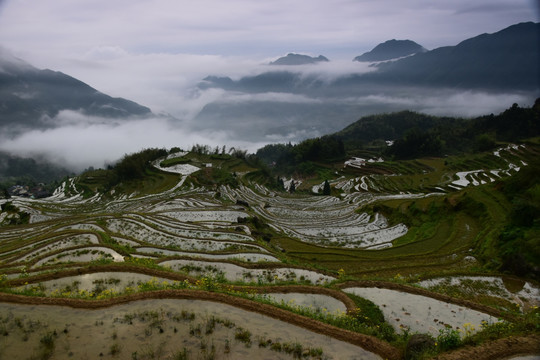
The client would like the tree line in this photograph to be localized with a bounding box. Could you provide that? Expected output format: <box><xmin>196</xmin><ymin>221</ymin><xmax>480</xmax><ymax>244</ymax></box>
<box><xmin>256</xmin><ymin>135</ymin><xmax>346</xmax><ymax>175</ymax></box>
<box><xmin>335</xmin><ymin>99</ymin><xmax>540</xmax><ymax>160</ymax></box>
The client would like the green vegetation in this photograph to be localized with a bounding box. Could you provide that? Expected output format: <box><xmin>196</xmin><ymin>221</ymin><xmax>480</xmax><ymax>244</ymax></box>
<box><xmin>492</xmin><ymin>158</ymin><xmax>540</xmax><ymax>277</ymax></box>
<box><xmin>191</xmin><ymin>167</ymin><xmax>239</xmax><ymax>189</ymax></box>
<box><xmin>107</xmin><ymin>148</ymin><xmax>168</xmax><ymax>186</ymax></box>
<box><xmin>0</xmin><ymin>151</ymin><xmax>72</xmax><ymax>190</ymax></box>
<box><xmin>335</xmin><ymin>101</ymin><xmax>540</xmax><ymax>159</ymax></box>
<box><xmin>0</xmin><ymin>201</ymin><xmax>30</xmax><ymax>225</ymax></box>
<box><xmin>160</xmin><ymin>157</ymin><xmax>191</xmax><ymax>168</ymax></box>
<box><xmin>256</xmin><ymin>135</ymin><xmax>346</xmax><ymax>175</ymax></box>
<box><xmin>37</xmin><ymin>331</ymin><xmax>57</xmax><ymax>359</ymax></box>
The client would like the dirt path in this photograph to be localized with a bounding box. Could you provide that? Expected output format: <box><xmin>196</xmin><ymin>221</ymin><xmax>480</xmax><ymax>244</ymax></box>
<box><xmin>431</xmin><ymin>334</ymin><xmax>540</xmax><ymax>360</ymax></box>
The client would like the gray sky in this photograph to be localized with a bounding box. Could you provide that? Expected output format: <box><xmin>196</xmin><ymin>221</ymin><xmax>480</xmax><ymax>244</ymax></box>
<box><xmin>0</xmin><ymin>0</ymin><xmax>537</xmax><ymax>58</ymax></box>
<box><xmin>0</xmin><ymin>0</ymin><xmax>537</xmax><ymax>113</ymax></box>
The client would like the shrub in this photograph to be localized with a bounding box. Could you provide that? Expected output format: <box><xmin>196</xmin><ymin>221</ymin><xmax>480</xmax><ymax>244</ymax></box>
<box><xmin>234</xmin><ymin>328</ymin><xmax>251</xmax><ymax>345</ymax></box>
<box><xmin>436</xmin><ymin>327</ymin><xmax>461</xmax><ymax>351</ymax></box>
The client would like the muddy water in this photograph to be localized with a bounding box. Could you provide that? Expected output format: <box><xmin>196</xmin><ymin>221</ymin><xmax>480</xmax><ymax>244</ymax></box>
<box><xmin>33</xmin><ymin>247</ymin><xmax>124</xmax><ymax>268</ymax></box>
<box><xmin>261</xmin><ymin>293</ymin><xmax>347</xmax><ymax>314</ymax></box>
<box><xmin>160</xmin><ymin>259</ymin><xmax>334</xmax><ymax>284</ymax></box>
<box><xmin>344</xmin><ymin>287</ymin><xmax>499</xmax><ymax>336</ymax></box>
<box><xmin>18</xmin><ymin>272</ymin><xmax>171</xmax><ymax>295</ymax></box>
<box><xmin>0</xmin><ymin>299</ymin><xmax>381</xmax><ymax>359</ymax></box>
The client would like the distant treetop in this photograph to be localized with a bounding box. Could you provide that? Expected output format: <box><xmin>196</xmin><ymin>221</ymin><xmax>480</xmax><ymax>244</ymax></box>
<box><xmin>270</xmin><ymin>53</ymin><xmax>329</xmax><ymax>65</ymax></box>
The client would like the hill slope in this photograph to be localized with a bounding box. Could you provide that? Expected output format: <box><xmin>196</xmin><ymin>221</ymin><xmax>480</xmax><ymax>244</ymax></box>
<box><xmin>202</xmin><ymin>22</ymin><xmax>540</xmax><ymax>93</ymax></box>
<box><xmin>0</xmin><ymin>49</ymin><xmax>152</xmax><ymax>132</ymax></box>
<box><xmin>367</xmin><ymin>22</ymin><xmax>540</xmax><ymax>90</ymax></box>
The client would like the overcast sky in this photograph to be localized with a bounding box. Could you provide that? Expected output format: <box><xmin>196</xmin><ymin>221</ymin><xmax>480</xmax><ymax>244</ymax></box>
<box><xmin>0</xmin><ymin>0</ymin><xmax>538</xmax><ymax>169</ymax></box>
<box><xmin>0</xmin><ymin>0</ymin><xmax>538</xmax><ymax>58</ymax></box>
<box><xmin>0</xmin><ymin>0</ymin><xmax>537</xmax><ymax>113</ymax></box>
<box><xmin>0</xmin><ymin>0</ymin><xmax>539</xmax><ymax>96</ymax></box>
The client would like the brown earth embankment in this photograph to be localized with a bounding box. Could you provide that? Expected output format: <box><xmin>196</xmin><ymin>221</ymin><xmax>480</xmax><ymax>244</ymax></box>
<box><xmin>432</xmin><ymin>334</ymin><xmax>540</xmax><ymax>360</ymax></box>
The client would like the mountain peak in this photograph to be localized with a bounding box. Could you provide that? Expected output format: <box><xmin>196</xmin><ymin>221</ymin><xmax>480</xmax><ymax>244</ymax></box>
<box><xmin>354</xmin><ymin>39</ymin><xmax>427</xmax><ymax>62</ymax></box>
<box><xmin>270</xmin><ymin>53</ymin><xmax>329</xmax><ymax>65</ymax></box>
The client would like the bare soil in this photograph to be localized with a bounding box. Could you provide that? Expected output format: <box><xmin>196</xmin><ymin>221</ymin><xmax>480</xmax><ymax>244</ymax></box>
<box><xmin>432</xmin><ymin>334</ymin><xmax>540</xmax><ymax>360</ymax></box>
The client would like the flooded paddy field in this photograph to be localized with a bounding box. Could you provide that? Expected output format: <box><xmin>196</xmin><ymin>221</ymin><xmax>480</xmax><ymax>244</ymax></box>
<box><xmin>261</xmin><ymin>293</ymin><xmax>347</xmax><ymax>314</ymax></box>
<box><xmin>1</xmin><ymin>144</ymin><xmax>540</xmax><ymax>359</ymax></box>
<box><xmin>158</xmin><ymin>259</ymin><xmax>334</xmax><ymax>285</ymax></box>
<box><xmin>0</xmin><ymin>299</ymin><xmax>381</xmax><ymax>360</ymax></box>
<box><xmin>158</xmin><ymin>252</ymin><xmax>279</xmax><ymax>263</ymax></box>
<box><xmin>417</xmin><ymin>276</ymin><xmax>540</xmax><ymax>310</ymax></box>
<box><xmin>16</xmin><ymin>272</ymin><xmax>172</xmax><ymax>296</ymax></box>
<box><xmin>344</xmin><ymin>287</ymin><xmax>500</xmax><ymax>336</ymax></box>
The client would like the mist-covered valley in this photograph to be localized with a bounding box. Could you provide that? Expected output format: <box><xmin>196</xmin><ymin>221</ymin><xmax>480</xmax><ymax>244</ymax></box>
<box><xmin>1</xmin><ymin>22</ymin><xmax>538</xmax><ymax>174</ymax></box>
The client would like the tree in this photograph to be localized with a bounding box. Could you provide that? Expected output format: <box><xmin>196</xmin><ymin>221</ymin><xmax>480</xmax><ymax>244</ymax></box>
<box><xmin>110</xmin><ymin>148</ymin><xmax>167</xmax><ymax>185</ymax></box>
<box><xmin>474</xmin><ymin>133</ymin><xmax>496</xmax><ymax>152</ymax></box>
<box><xmin>322</xmin><ymin>180</ymin><xmax>331</xmax><ymax>195</ymax></box>
<box><xmin>277</xmin><ymin>176</ymin><xmax>284</xmax><ymax>190</ymax></box>
<box><xmin>289</xmin><ymin>181</ymin><xmax>296</xmax><ymax>193</ymax></box>
<box><xmin>2</xmin><ymin>187</ymin><xmax>10</xmax><ymax>199</ymax></box>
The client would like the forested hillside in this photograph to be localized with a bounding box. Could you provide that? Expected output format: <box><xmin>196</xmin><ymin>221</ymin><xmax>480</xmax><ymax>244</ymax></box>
<box><xmin>337</xmin><ymin>100</ymin><xmax>540</xmax><ymax>159</ymax></box>
<box><xmin>255</xmin><ymin>100</ymin><xmax>539</xmax><ymax>175</ymax></box>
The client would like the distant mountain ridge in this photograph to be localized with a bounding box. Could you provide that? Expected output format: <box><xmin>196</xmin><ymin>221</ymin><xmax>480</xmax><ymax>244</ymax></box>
<box><xmin>195</xmin><ymin>22</ymin><xmax>539</xmax><ymax>143</ymax></box>
<box><xmin>201</xmin><ymin>22</ymin><xmax>539</xmax><ymax>92</ymax></box>
<box><xmin>270</xmin><ymin>53</ymin><xmax>329</xmax><ymax>65</ymax></box>
<box><xmin>0</xmin><ymin>49</ymin><xmax>152</xmax><ymax>133</ymax></box>
<box><xmin>366</xmin><ymin>21</ymin><xmax>540</xmax><ymax>89</ymax></box>
<box><xmin>354</xmin><ymin>39</ymin><xmax>427</xmax><ymax>62</ymax></box>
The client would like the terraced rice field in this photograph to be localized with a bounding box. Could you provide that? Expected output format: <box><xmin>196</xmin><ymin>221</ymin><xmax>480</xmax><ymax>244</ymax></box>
<box><xmin>221</xmin><ymin>185</ymin><xmax>416</xmax><ymax>249</ymax></box>
<box><xmin>417</xmin><ymin>276</ymin><xmax>540</xmax><ymax>311</ymax></box>
<box><xmin>1</xmin><ymin>147</ymin><xmax>539</xmax><ymax>359</ymax></box>
<box><xmin>0</xmin><ymin>166</ymin><xmax>393</xmax><ymax>358</ymax></box>
<box><xmin>334</xmin><ymin>144</ymin><xmax>536</xmax><ymax>194</ymax></box>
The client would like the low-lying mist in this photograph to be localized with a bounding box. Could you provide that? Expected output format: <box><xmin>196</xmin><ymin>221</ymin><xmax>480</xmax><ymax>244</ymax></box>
<box><xmin>1</xmin><ymin>50</ymin><xmax>536</xmax><ymax>175</ymax></box>
<box><xmin>0</xmin><ymin>112</ymin><xmax>268</xmax><ymax>172</ymax></box>
<box><xmin>1</xmin><ymin>87</ymin><xmax>532</xmax><ymax>174</ymax></box>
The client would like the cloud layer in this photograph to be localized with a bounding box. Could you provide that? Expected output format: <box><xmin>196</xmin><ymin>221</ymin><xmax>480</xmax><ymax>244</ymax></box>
<box><xmin>1</xmin><ymin>0</ymin><xmax>536</xmax><ymax>58</ymax></box>
<box><xmin>0</xmin><ymin>112</ymin><xmax>271</xmax><ymax>171</ymax></box>
<box><xmin>0</xmin><ymin>89</ymin><xmax>532</xmax><ymax>172</ymax></box>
